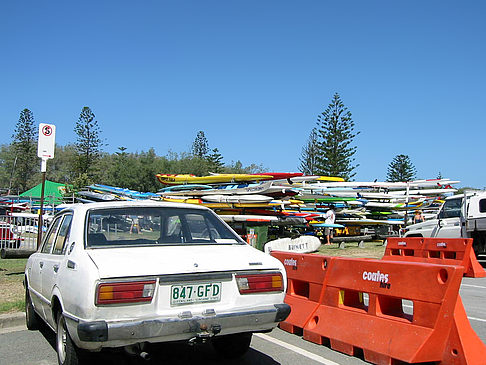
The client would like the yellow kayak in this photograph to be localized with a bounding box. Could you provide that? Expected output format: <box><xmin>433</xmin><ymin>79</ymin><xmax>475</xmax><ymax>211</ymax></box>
<box><xmin>156</xmin><ymin>173</ymin><xmax>273</xmax><ymax>185</ymax></box>
<box><xmin>160</xmin><ymin>196</ymin><xmax>290</xmax><ymax>208</ymax></box>
<box><xmin>316</xmin><ymin>176</ymin><xmax>345</xmax><ymax>182</ymax></box>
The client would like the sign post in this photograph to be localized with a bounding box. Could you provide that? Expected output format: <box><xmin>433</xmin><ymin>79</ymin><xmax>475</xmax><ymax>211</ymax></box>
<box><xmin>36</xmin><ymin>123</ymin><xmax>56</xmax><ymax>249</ymax></box>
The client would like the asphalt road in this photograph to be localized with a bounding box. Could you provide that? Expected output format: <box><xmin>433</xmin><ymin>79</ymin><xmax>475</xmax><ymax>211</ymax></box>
<box><xmin>1</xmin><ymin>277</ymin><xmax>485</xmax><ymax>365</ymax></box>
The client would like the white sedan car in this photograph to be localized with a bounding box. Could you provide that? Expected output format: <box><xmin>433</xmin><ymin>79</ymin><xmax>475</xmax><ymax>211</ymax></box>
<box><xmin>24</xmin><ymin>201</ymin><xmax>290</xmax><ymax>365</ymax></box>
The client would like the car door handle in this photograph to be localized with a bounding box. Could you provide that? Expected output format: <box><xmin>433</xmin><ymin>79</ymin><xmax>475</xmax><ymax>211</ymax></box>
<box><xmin>39</xmin><ymin>262</ymin><xmax>44</xmax><ymax>268</ymax></box>
<box><xmin>53</xmin><ymin>265</ymin><xmax>59</xmax><ymax>273</ymax></box>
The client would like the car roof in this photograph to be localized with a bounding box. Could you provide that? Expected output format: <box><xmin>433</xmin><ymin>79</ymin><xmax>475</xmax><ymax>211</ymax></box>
<box><xmin>58</xmin><ymin>200</ymin><xmax>210</xmax><ymax>215</ymax></box>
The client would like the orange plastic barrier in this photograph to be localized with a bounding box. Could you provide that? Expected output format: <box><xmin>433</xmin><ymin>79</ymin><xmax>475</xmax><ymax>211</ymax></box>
<box><xmin>422</xmin><ymin>238</ymin><xmax>486</xmax><ymax>278</ymax></box>
<box><xmin>301</xmin><ymin>257</ymin><xmax>486</xmax><ymax>364</ymax></box>
<box><xmin>383</xmin><ymin>237</ymin><xmax>486</xmax><ymax>278</ymax></box>
<box><xmin>383</xmin><ymin>237</ymin><xmax>425</xmax><ymax>258</ymax></box>
<box><xmin>270</xmin><ymin>251</ymin><xmax>333</xmax><ymax>334</ymax></box>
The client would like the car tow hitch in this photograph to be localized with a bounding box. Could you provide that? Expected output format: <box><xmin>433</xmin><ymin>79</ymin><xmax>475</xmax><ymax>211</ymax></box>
<box><xmin>188</xmin><ymin>324</ymin><xmax>222</xmax><ymax>345</ymax></box>
<box><xmin>124</xmin><ymin>343</ymin><xmax>151</xmax><ymax>361</ymax></box>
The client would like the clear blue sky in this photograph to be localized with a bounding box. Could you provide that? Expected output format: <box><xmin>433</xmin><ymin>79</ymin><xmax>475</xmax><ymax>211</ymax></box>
<box><xmin>1</xmin><ymin>1</ymin><xmax>485</xmax><ymax>188</ymax></box>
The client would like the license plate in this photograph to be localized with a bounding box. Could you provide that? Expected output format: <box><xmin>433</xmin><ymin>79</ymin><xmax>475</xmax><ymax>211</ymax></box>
<box><xmin>170</xmin><ymin>282</ymin><xmax>222</xmax><ymax>306</ymax></box>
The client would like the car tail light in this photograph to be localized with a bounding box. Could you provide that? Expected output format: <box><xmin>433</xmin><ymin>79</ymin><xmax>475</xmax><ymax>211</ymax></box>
<box><xmin>235</xmin><ymin>272</ymin><xmax>283</xmax><ymax>294</ymax></box>
<box><xmin>96</xmin><ymin>280</ymin><xmax>156</xmax><ymax>305</ymax></box>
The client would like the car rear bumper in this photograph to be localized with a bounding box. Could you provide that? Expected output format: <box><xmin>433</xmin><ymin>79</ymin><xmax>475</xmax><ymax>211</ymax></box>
<box><xmin>74</xmin><ymin>303</ymin><xmax>290</xmax><ymax>349</ymax></box>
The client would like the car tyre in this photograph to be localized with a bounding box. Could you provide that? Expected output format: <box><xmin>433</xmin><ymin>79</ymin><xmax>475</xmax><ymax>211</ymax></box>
<box><xmin>56</xmin><ymin>311</ymin><xmax>89</xmax><ymax>365</ymax></box>
<box><xmin>25</xmin><ymin>287</ymin><xmax>41</xmax><ymax>330</ymax></box>
<box><xmin>212</xmin><ymin>332</ymin><xmax>252</xmax><ymax>359</ymax></box>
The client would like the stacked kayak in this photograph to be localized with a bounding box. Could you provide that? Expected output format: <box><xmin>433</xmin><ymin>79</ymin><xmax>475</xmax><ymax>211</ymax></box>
<box><xmin>74</xmin><ymin>175</ymin><xmax>460</xmax><ymax>251</ymax></box>
<box><xmin>156</xmin><ymin>173</ymin><xmax>306</xmax><ymax>212</ymax></box>
<box><xmin>295</xmin><ymin>178</ymin><xmax>460</xmax><ymax>230</ymax></box>
<box><xmin>77</xmin><ymin>184</ymin><xmax>159</xmax><ymax>202</ymax></box>
<box><xmin>155</xmin><ymin>172</ymin><xmax>350</xmax><ymax>224</ymax></box>
<box><xmin>155</xmin><ymin>174</ymin><xmax>460</xmax><ymax>242</ymax></box>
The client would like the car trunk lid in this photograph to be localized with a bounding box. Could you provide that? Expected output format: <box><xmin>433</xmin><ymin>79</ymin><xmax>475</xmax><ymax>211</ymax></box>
<box><xmin>86</xmin><ymin>244</ymin><xmax>278</xmax><ymax>279</ymax></box>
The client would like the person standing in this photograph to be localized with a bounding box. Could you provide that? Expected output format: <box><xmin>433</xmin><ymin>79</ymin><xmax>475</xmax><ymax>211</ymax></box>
<box><xmin>130</xmin><ymin>215</ymin><xmax>140</xmax><ymax>234</ymax></box>
<box><xmin>324</xmin><ymin>205</ymin><xmax>336</xmax><ymax>245</ymax></box>
<box><xmin>413</xmin><ymin>210</ymin><xmax>425</xmax><ymax>224</ymax></box>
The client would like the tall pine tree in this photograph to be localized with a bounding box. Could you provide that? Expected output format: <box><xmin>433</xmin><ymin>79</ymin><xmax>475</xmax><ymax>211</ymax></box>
<box><xmin>315</xmin><ymin>93</ymin><xmax>359</xmax><ymax>180</ymax></box>
<box><xmin>192</xmin><ymin>131</ymin><xmax>209</xmax><ymax>158</ymax></box>
<box><xmin>74</xmin><ymin>106</ymin><xmax>102</xmax><ymax>179</ymax></box>
<box><xmin>386</xmin><ymin>154</ymin><xmax>416</xmax><ymax>182</ymax></box>
<box><xmin>11</xmin><ymin>109</ymin><xmax>38</xmax><ymax>192</ymax></box>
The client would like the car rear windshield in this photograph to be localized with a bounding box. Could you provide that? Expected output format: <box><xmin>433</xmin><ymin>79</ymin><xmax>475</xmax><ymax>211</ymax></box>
<box><xmin>86</xmin><ymin>206</ymin><xmax>244</xmax><ymax>247</ymax></box>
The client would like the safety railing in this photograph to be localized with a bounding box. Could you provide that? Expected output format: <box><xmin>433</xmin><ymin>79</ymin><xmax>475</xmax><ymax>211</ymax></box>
<box><xmin>0</xmin><ymin>215</ymin><xmax>49</xmax><ymax>251</ymax></box>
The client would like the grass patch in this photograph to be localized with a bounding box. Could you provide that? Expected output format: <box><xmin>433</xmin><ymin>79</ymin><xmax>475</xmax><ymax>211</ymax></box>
<box><xmin>0</xmin><ymin>299</ymin><xmax>24</xmax><ymax>313</ymax></box>
<box><xmin>0</xmin><ymin>258</ymin><xmax>27</xmax><ymax>314</ymax></box>
<box><xmin>0</xmin><ymin>258</ymin><xmax>27</xmax><ymax>273</ymax></box>
<box><xmin>317</xmin><ymin>240</ymin><xmax>386</xmax><ymax>259</ymax></box>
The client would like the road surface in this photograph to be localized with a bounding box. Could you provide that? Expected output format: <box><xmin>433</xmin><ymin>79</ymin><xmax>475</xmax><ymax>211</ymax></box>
<box><xmin>1</xmin><ymin>277</ymin><xmax>485</xmax><ymax>365</ymax></box>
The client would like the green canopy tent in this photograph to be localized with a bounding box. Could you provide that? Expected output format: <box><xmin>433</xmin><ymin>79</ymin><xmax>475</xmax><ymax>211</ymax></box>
<box><xmin>20</xmin><ymin>180</ymin><xmax>68</xmax><ymax>205</ymax></box>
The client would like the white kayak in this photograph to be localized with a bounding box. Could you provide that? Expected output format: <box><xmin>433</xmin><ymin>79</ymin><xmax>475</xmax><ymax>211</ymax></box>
<box><xmin>264</xmin><ymin>235</ymin><xmax>322</xmax><ymax>254</ymax></box>
<box><xmin>201</xmin><ymin>194</ymin><xmax>273</xmax><ymax>204</ymax></box>
<box><xmin>302</xmin><ymin>178</ymin><xmax>460</xmax><ymax>190</ymax></box>
<box><xmin>219</xmin><ymin>215</ymin><xmax>279</xmax><ymax>223</ymax></box>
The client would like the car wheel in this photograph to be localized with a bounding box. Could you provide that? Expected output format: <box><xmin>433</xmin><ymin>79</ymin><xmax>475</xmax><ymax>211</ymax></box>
<box><xmin>25</xmin><ymin>287</ymin><xmax>41</xmax><ymax>330</ymax></box>
<box><xmin>56</xmin><ymin>311</ymin><xmax>89</xmax><ymax>365</ymax></box>
<box><xmin>212</xmin><ymin>332</ymin><xmax>252</xmax><ymax>359</ymax></box>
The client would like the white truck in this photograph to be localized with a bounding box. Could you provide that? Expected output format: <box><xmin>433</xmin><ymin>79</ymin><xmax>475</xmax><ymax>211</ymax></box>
<box><xmin>403</xmin><ymin>191</ymin><xmax>486</xmax><ymax>258</ymax></box>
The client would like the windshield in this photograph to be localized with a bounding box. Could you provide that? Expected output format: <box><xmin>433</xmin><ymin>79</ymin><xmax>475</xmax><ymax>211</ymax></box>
<box><xmin>439</xmin><ymin>198</ymin><xmax>462</xmax><ymax>219</ymax></box>
<box><xmin>86</xmin><ymin>206</ymin><xmax>244</xmax><ymax>247</ymax></box>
